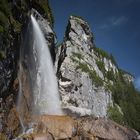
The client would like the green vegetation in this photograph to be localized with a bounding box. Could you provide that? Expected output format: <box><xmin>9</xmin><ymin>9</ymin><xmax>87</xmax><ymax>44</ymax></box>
<box><xmin>105</xmin><ymin>69</ymin><xmax>115</xmax><ymax>81</ymax></box>
<box><xmin>70</xmin><ymin>57</ymin><xmax>79</xmax><ymax>63</ymax></box>
<box><xmin>72</xmin><ymin>52</ymin><xmax>83</xmax><ymax>60</ymax></box>
<box><xmin>37</xmin><ymin>0</ymin><xmax>54</xmax><ymax>26</ymax></box>
<box><xmin>76</xmin><ymin>62</ymin><xmax>103</xmax><ymax>87</ymax></box>
<box><xmin>110</xmin><ymin>54</ymin><xmax>118</xmax><ymax>67</ymax></box>
<box><xmin>0</xmin><ymin>25</ymin><xmax>4</xmax><ymax>32</ymax></box>
<box><xmin>96</xmin><ymin>60</ymin><xmax>106</xmax><ymax>74</ymax></box>
<box><xmin>0</xmin><ymin>11</ymin><xmax>9</xmax><ymax>30</ymax></box>
<box><xmin>105</xmin><ymin>69</ymin><xmax>140</xmax><ymax>132</ymax></box>
<box><xmin>0</xmin><ymin>51</ymin><xmax>6</xmax><ymax>59</ymax></box>
<box><xmin>94</xmin><ymin>46</ymin><xmax>118</xmax><ymax>67</ymax></box>
<box><xmin>0</xmin><ymin>0</ymin><xmax>11</xmax><ymax>17</ymax></box>
<box><xmin>0</xmin><ymin>0</ymin><xmax>11</xmax><ymax>29</ymax></box>
<box><xmin>107</xmin><ymin>105</ymin><xmax>124</xmax><ymax>124</ymax></box>
<box><xmin>94</xmin><ymin>47</ymin><xmax>110</xmax><ymax>59</ymax></box>
<box><xmin>10</xmin><ymin>16</ymin><xmax>22</xmax><ymax>33</ymax></box>
<box><xmin>119</xmin><ymin>69</ymin><xmax>134</xmax><ymax>78</ymax></box>
<box><xmin>71</xmin><ymin>51</ymin><xmax>103</xmax><ymax>87</ymax></box>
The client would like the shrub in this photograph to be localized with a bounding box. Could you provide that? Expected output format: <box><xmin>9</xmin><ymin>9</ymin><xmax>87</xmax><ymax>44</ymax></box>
<box><xmin>0</xmin><ymin>12</ymin><xmax>9</xmax><ymax>28</ymax></box>
<box><xmin>94</xmin><ymin>47</ymin><xmax>118</xmax><ymax>67</ymax></box>
<box><xmin>105</xmin><ymin>69</ymin><xmax>115</xmax><ymax>81</ymax></box>
<box><xmin>37</xmin><ymin>0</ymin><xmax>54</xmax><ymax>26</ymax></box>
<box><xmin>0</xmin><ymin>0</ymin><xmax>11</xmax><ymax>17</ymax></box>
<box><xmin>94</xmin><ymin>46</ymin><xmax>110</xmax><ymax>59</ymax></box>
<box><xmin>107</xmin><ymin>105</ymin><xmax>124</xmax><ymax>124</ymax></box>
<box><xmin>108</xmin><ymin>75</ymin><xmax>140</xmax><ymax>132</ymax></box>
<box><xmin>0</xmin><ymin>25</ymin><xmax>4</xmax><ymax>32</ymax></box>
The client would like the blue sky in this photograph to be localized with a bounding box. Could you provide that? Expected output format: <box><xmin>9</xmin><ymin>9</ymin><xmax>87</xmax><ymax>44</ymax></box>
<box><xmin>49</xmin><ymin>0</ymin><xmax>140</xmax><ymax>90</ymax></box>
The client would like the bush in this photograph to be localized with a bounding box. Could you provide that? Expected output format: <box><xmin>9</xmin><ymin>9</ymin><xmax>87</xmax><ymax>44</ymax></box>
<box><xmin>105</xmin><ymin>69</ymin><xmax>115</xmax><ymax>81</ymax></box>
<box><xmin>0</xmin><ymin>12</ymin><xmax>9</xmax><ymax>28</ymax></box>
<box><xmin>0</xmin><ymin>25</ymin><xmax>4</xmax><ymax>32</ymax></box>
<box><xmin>94</xmin><ymin>46</ymin><xmax>110</xmax><ymax>59</ymax></box>
<box><xmin>0</xmin><ymin>0</ymin><xmax>11</xmax><ymax>17</ymax></box>
<box><xmin>109</xmin><ymin>75</ymin><xmax>140</xmax><ymax>132</ymax></box>
<box><xmin>107</xmin><ymin>105</ymin><xmax>124</xmax><ymax>124</ymax></box>
<box><xmin>37</xmin><ymin>0</ymin><xmax>54</xmax><ymax>26</ymax></box>
<box><xmin>94</xmin><ymin>47</ymin><xmax>118</xmax><ymax>67</ymax></box>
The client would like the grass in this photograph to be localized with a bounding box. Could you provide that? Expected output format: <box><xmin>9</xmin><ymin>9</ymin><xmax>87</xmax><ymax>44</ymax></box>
<box><xmin>107</xmin><ymin>105</ymin><xmax>124</xmax><ymax>124</ymax></box>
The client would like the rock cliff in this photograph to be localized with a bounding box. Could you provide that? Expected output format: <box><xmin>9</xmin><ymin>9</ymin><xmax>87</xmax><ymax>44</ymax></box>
<box><xmin>0</xmin><ymin>0</ymin><xmax>140</xmax><ymax>139</ymax></box>
<box><xmin>55</xmin><ymin>16</ymin><xmax>113</xmax><ymax>117</ymax></box>
<box><xmin>55</xmin><ymin>15</ymin><xmax>140</xmax><ymax>132</ymax></box>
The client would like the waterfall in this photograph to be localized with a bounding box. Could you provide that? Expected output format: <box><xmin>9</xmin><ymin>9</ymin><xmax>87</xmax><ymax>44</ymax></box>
<box><xmin>17</xmin><ymin>15</ymin><xmax>63</xmax><ymax>128</ymax></box>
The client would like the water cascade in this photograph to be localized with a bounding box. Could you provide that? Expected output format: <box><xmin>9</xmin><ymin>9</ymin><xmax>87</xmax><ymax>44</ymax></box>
<box><xmin>17</xmin><ymin>14</ymin><xmax>63</xmax><ymax>128</ymax></box>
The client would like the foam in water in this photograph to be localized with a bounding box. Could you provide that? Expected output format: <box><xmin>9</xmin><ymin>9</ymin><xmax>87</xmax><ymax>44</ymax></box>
<box><xmin>17</xmin><ymin>15</ymin><xmax>63</xmax><ymax>126</ymax></box>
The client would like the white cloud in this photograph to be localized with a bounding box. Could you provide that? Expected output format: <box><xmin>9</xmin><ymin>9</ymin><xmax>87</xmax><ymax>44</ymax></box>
<box><xmin>134</xmin><ymin>77</ymin><xmax>140</xmax><ymax>90</ymax></box>
<box><xmin>98</xmin><ymin>16</ymin><xmax>128</xmax><ymax>29</ymax></box>
<box><xmin>110</xmin><ymin>16</ymin><xmax>128</xmax><ymax>26</ymax></box>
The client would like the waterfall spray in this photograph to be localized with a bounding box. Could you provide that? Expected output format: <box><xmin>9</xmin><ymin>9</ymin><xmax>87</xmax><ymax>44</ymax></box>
<box><xmin>17</xmin><ymin>14</ymin><xmax>63</xmax><ymax>129</ymax></box>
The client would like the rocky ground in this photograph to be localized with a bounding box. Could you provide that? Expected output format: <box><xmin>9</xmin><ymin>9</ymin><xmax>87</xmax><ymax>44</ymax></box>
<box><xmin>12</xmin><ymin>115</ymin><xmax>139</xmax><ymax>140</ymax></box>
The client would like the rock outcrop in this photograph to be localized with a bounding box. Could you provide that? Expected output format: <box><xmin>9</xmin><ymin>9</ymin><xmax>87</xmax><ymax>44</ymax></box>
<box><xmin>55</xmin><ymin>16</ymin><xmax>113</xmax><ymax>117</ymax></box>
<box><xmin>16</xmin><ymin>115</ymin><xmax>138</xmax><ymax>140</ymax></box>
<box><xmin>55</xmin><ymin>15</ymin><xmax>140</xmax><ymax>133</ymax></box>
<box><xmin>0</xmin><ymin>0</ymin><xmax>140</xmax><ymax>139</ymax></box>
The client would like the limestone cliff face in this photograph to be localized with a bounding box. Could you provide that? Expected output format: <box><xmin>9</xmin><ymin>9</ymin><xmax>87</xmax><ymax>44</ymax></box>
<box><xmin>55</xmin><ymin>16</ymin><xmax>113</xmax><ymax>117</ymax></box>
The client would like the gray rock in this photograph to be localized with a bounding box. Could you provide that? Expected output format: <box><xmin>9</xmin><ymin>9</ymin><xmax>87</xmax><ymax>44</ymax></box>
<box><xmin>55</xmin><ymin>16</ymin><xmax>113</xmax><ymax>117</ymax></box>
<box><xmin>137</xmin><ymin>135</ymin><xmax>140</xmax><ymax>140</ymax></box>
<box><xmin>31</xmin><ymin>9</ymin><xmax>56</xmax><ymax>62</ymax></box>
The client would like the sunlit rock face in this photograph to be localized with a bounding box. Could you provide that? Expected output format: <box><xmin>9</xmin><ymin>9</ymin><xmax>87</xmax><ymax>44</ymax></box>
<box><xmin>35</xmin><ymin>115</ymin><xmax>76</xmax><ymax>139</ymax></box>
<box><xmin>19</xmin><ymin>115</ymin><xmax>138</xmax><ymax>140</ymax></box>
<box><xmin>55</xmin><ymin>16</ymin><xmax>113</xmax><ymax>117</ymax></box>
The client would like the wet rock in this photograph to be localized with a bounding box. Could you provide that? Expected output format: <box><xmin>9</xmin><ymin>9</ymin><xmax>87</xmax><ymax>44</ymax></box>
<box><xmin>137</xmin><ymin>135</ymin><xmax>140</xmax><ymax>140</ymax></box>
<box><xmin>7</xmin><ymin>107</ymin><xmax>20</xmax><ymax>137</ymax></box>
<box><xmin>31</xmin><ymin>9</ymin><xmax>56</xmax><ymax>62</ymax></box>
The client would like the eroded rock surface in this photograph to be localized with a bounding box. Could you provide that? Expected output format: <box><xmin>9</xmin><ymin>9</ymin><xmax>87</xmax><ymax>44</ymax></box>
<box><xmin>17</xmin><ymin>115</ymin><xmax>138</xmax><ymax>140</ymax></box>
<box><xmin>55</xmin><ymin>16</ymin><xmax>113</xmax><ymax>117</ymax></box>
